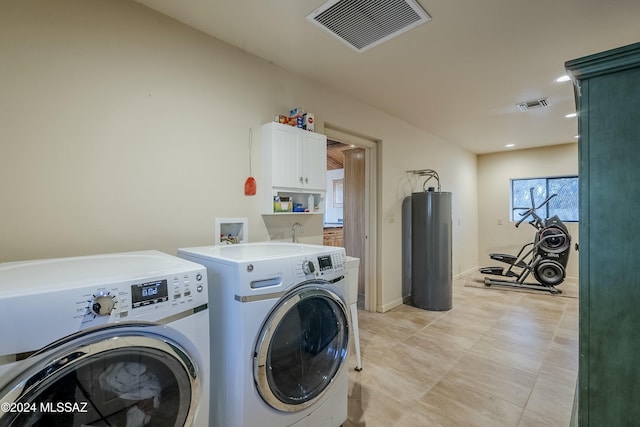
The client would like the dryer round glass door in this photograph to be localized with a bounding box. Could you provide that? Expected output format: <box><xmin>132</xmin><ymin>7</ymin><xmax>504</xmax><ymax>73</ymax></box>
<box><xmin>254</xmin><ymin>282</ymin><xmax>350</xmax><ymax>412</ymax></box>
<box><xmin>0</xmin><ymin>324</ymin><xmax>199</xmax><ymax>427</ymax></box>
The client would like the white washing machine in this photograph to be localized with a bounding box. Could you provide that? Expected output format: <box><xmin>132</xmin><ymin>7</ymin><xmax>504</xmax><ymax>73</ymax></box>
<box><xmin>0</xmin><ymin>250</ymin><xmax>209</xmax><ymax>427</ymax></box>
<box><xmin>177</xmin><ymin>242</ymin><xmax>350</xmax><ymax>427</ymax></box>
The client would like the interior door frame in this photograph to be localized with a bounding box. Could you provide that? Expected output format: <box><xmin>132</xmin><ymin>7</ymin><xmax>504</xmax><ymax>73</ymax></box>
<box><xmin>323</xmin><ymin>124</ymin><xmax>379</xmax><ymax>312</ymax></box>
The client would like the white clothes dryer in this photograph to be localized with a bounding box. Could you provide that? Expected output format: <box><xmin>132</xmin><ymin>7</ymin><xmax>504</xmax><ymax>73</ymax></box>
<box><xmin>0</xmin><ymin>250</ymin><xmax>209</xmax><ymax>427</ymax></box>
<box><xmin>177</xmin><ymin>242</ymin><xmax>350</xmax><ymax>427</ymax></box>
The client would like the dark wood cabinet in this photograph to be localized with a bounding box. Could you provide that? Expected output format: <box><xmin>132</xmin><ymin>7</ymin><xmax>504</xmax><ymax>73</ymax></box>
<box><xmin>566</xmin><ymin>42</ymin><xmax>640</xmax><ymax>426</ymax></box>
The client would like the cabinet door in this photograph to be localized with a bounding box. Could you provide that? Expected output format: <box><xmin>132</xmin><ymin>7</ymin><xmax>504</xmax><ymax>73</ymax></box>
<box><xmin>579</xmin><ymin>68</ymin><xmax>640</xmax><ymax>426</ymax></box>
<box><xmin>301</xmin><ymin>131</ymin><xmax>327</xmax><ymax>190</ymax></box>
<box><xmin>271</xmin><ymin>125</ymin><xmax>302</xmax><ymax>188</ymax></box>
<box><xmin>566</xmin><ymin>41</ymin><xmax>640</xmax><ymax>426</ymax></box>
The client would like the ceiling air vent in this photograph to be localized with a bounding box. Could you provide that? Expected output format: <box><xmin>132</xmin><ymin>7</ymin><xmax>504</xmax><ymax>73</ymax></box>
<box><xmin>517</xmin><ymin>98</ymin><xmax>550</xmax><ymax>112</ymax></box>
<box><xmin>306</xmin><ymin>0</ymin><xmax>431</xmax><ymax>52</ymax></box>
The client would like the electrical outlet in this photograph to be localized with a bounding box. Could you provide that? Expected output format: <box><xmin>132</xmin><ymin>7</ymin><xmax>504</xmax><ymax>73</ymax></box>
<box><xmin>388</xmin><ymin>213</ymin><xmax>395</xmax><ymax>223</ymax></box>
<box><xmin>497</xmin><ymin>219</ymin><xmax>503</xmax><ymax>226</ymax></box>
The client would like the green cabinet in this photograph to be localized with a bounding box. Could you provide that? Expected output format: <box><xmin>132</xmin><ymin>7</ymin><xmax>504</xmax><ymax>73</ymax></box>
<box><xmin>566</xmin><ymin>42</ymin><xmax>640</xmax><ymax>426</ymax></box>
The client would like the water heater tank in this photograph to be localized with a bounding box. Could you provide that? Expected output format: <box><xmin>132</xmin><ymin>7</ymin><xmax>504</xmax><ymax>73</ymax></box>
<box><xmin>410</xmin><ymin>189</ymin><xmax>452</xmax><ymax>311</ymax></box>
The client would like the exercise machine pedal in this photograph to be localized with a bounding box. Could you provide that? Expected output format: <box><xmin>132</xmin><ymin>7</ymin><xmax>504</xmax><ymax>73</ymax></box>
<box><xmin>488</xmin><ymin>253</ymin><xmax>528</xmax><ymax>269</ymax></box>
<box><xmin>480</xmin><ymin>266</ymin><xmax>518</xmax><ymax>277</ymax></box>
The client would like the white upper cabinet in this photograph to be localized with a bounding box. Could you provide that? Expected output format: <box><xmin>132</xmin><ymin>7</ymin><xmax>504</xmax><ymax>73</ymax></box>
<box><xmin>298</xmin><ymin>131</ymin><xmax>327</xmax><ymax>190</ymax></box>
<box><xmin>261</xmin><ymin>122</ymin><xmax>327</xmax><ymax>214</ymax></box>
<box><xmin>262</xmin><ymin>122</ymin><xmax>327</xmax><ymax>191</ymax></box>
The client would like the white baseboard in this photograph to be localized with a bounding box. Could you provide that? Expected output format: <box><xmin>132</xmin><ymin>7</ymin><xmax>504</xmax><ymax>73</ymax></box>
<box><xmin>454</xmin><ymin>266</ymin><xmax>480</xmax><ymax>280</ymax></box>
<box><xmin>377</xmin><ymin>297</ymin><xmax>404</xmax><ymax>313</ymax></box>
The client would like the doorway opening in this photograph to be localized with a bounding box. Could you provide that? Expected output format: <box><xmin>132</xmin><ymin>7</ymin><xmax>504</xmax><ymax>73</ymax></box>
<box><xmin>323</xmin><ymin>140</ymin><xmax>348</xmax><ymax>245</ymax></box>
<box><xmin>323</xmin><ymin>125</ymin><xmax>378</xmax><ymax>312</ymax></box>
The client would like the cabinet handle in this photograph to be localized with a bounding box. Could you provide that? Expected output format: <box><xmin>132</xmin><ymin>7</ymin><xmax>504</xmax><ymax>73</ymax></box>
<box><xmin>299</xmin><ymin>177</ymin><xmax>303</xmax><ymax>183</ymax></box>
<box><xmin>305</xmin><ymin>177</ymin><xmax>309</xmax><ymax>184</ymax></box>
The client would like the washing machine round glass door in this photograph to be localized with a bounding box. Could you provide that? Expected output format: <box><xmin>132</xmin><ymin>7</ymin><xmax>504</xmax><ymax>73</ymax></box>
<box><xmin>0</xmin><ymin>323</ymin><xmax>199</xmax><ymax>427</ymax></box>
<box><xmin>254</xmin><ymin>282</ymin><xmax>350</xmax><ymax>412</ymax></box>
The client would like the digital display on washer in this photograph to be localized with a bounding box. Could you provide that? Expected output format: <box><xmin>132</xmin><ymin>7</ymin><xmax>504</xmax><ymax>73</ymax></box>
<box><xmin>131</xmin><ymin>279</ymin><xmax>168</xmax><ymax>308</ymax></box>
<box><xmin>317</xmin><ymin>255</ymin><xmax>333</xmax><ymax>271</ymax></box>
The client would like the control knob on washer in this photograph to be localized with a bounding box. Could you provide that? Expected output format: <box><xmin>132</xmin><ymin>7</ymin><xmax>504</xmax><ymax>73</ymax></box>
<box><xmin>302</xmin><ymin>260</ymin><xmax>315</xmax><ymax>275</ymax></box>
<box><xmin>90</xmin><ymin>290</ymin><xmax>116</xmax><ymax>316</ymax></box>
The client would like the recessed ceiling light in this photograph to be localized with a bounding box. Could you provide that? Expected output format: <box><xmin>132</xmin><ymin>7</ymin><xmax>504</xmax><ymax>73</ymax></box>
<box><xmin>505</xmin><ymin>144</ymin><xmax>515</xmax><ymax>148</ymax></box>
<box><xmin>565</xmin><ymin>112</ymin><xmax>577</xmax><ymax>118</ymax></box>
<box><xmin>555</xmin><ymin>75</ymin><xmax>571</xmax><ymax>83</ymax></box>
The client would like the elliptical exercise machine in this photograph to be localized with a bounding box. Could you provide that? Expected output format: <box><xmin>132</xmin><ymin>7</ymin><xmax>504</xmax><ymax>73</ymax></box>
<box><xmin>480</xmin><ymin>188</ymin><xmax>572</xmax><ymax>294</ymax></box>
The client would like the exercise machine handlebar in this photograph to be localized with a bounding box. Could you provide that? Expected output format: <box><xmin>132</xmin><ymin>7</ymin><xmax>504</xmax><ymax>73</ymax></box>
<box><xmin>513</xmin><ymin>188</ymin><xmax>557</xmax><ymax>229</ymax></box>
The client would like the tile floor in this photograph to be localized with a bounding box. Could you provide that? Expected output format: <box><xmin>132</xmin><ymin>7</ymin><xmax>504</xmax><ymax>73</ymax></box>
<box><xmin>344</xmin><ymin>273</ymin><xmax>578</xmax><ymax>427</ymax></box>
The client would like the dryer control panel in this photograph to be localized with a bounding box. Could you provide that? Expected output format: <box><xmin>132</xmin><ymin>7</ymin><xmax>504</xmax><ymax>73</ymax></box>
<box><xmin>297</xmin><ymin>251</ymin><xmax>345</xmax><ymax>280</ymax></box>
<box><xmin>317</xmin><ymin>255</ymin><xmax>335</xmax><ymax>272</ymax></box>
<box><xmin>131</xmin><ymin>279</ymin><xmax>170</xmax><ymax>309</ymax></box>
<box><xmin>79</xmin><ymin>268</ymin><xmax>207</xmax><ymax>328</ymax></box>
<box><xmin>0</xmin><ymin>250</ymin><xmax>209</xmax><ymax>356</ymax></box>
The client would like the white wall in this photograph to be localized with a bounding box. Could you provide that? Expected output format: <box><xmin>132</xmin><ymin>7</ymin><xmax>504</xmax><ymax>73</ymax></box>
<box><xmin>0</xmin><ymin>0</ymin><xmax>478</xmax><ymax>312</ymax></box>
<box><xmin>477</xmin><ymin>143</ymin><xmax>579</xmax><ymax>278</ymax></box>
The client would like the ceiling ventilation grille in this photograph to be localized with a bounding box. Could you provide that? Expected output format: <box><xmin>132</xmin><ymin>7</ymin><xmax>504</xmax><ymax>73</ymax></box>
<box><xmin>306</xmin><ymin>0</ymin><xmax>431</xmax><ymax>52</ymax></box>
<box><xmin>517</xmin><ymin>98</ymin><xmax>550</xmax><ymax>112</ymax></box>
